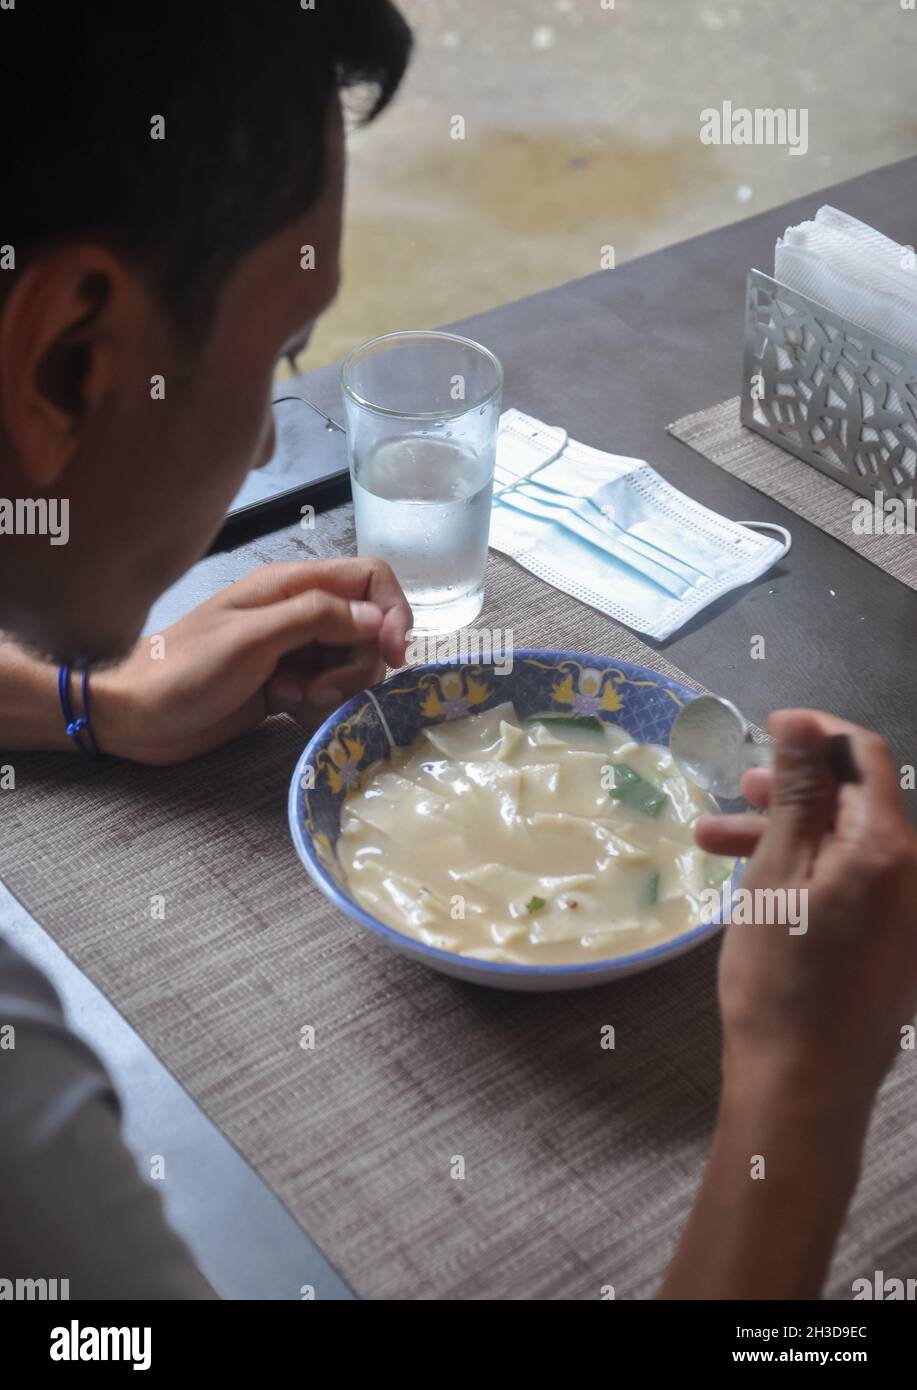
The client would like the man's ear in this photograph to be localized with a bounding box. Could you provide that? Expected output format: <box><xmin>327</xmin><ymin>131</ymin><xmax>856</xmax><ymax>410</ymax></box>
<box><xmin>0</xmin><ymin>247</ymin><xmax>137</xmax><ymax>487</ymax></box>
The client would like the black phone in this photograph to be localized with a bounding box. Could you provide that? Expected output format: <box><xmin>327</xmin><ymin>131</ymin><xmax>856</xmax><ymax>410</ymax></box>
<box><xmin>210</xmin><ymin>394</ymin><xmax>350</xmax><ymax>553</ymax></box>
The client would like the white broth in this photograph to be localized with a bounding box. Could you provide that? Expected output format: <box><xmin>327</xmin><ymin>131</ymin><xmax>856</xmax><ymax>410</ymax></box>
<box><xmin>337</xmin><ymin>702</ymin><xmax>733</xmax><ymax>964</ymax></box>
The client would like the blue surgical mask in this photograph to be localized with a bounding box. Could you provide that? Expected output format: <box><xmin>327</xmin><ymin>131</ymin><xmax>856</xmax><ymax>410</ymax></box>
<box><xmin>490</xmin><ymin>409</ymin><xmax>790</xmax><ymax>640</ymax></box>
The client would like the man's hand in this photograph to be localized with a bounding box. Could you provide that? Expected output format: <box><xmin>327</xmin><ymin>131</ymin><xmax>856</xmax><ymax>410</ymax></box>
<box><xmin>697</xmin><ymin>709</ymin><xmax>917</xmax><ymax>1104</ymax></box>
<box><xmin>91</xmin><ymin>558</ymin><xmax>412</xmax><ymax>765</ymax></box>
<box><xmin>660</xmin><ymin>709</ymin><xmax>917</xmax><ymax>1300</ymax></box>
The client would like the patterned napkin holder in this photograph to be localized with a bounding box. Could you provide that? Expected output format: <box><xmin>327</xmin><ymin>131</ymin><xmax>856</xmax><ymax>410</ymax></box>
<box><xmin>741</xmin><ymin>268</ymin><xmax>917</xmax><ymax>502</ymax></box>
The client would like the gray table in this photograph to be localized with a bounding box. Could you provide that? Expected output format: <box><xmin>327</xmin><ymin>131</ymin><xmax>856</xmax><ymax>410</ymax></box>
<box><xmin>300</xmin><ymin>152</ymin><xmax>917</xmax><ymax>761</ymax></box>
<box><xmin>4</xmin><ymin>155</ymin><xmax>914</xmax><ymax>1297</ymax></box>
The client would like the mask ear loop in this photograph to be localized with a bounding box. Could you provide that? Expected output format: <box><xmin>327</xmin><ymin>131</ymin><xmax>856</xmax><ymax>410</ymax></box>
<box><xmin>735</xmin><ymin>520</ymin><xmax>793</xmax><ymax>557</ymax></box>
<box><xmin>492</xmin><ymin>428</ymin><xmax>569</xmax><ymax>499</ymax></box>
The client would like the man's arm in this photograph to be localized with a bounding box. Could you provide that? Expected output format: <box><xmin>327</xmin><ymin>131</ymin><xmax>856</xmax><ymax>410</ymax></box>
<box><xmin>659</xmin><ymin>711</ymin><xmax>917</xmax><ymax>1299</ymax></box>
<box><xmin>659</xmin><ymin>1073</ymin><xmax>869</xmax><ymax>1299</ymax></box>
<box><xmin>0</xmin><ymin>557</ymin><xmax>410</xmax><ymax>762</ymax></box>
<box><xmin>0</xmin><ymin>639</ymin><xmax>74</xmax><ymax>751</ymax></box>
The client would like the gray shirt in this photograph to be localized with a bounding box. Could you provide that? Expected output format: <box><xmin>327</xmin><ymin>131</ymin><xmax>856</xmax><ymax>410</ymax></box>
<box><xmin>0</xmin><ymin>936</ymin><xmax>215</xmax><ymax>1299</ymax></box>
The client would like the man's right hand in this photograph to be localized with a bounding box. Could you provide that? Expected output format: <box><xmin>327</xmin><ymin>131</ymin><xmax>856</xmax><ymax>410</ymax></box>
<box><xmin>696</xmin><ymin>709</ymin><xmax>917</xmax><ymax>1108</ymax></box>
<box><xmin>659</xmin><ymin>709</ymin><xmax>917</xmax><ymax>1300</ymax></box>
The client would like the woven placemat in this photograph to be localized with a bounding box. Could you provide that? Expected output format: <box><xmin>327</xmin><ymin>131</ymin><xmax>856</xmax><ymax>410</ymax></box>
<box><xmin>669</xmin><ymin>396</ymin><xmax>917</xmax><ymax>591</ymax></box>
<box><xmin>2</xmin><ymin>546</ymin><xmax>915</xmax><ymax>1299</ymax></box>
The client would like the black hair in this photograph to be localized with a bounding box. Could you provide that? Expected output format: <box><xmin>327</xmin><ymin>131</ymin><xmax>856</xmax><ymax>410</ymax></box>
<box><xmin>3</xmin><ymin>1</ymin><xmax>412</xmax><ymax>333</ymax></box>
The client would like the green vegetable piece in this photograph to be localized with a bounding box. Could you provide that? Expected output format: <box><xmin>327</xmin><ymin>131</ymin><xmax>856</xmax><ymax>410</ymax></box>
<box><xmin>525</xmin><ymin>712</ymin><xmax>606</xmax><ymax>734</ymax></box>
<box><xmin>644</xmin><ymin>871</ymin><xmax>660</xmax><ymax>906</ymax></box>
<box><xmin>609</xmin><ymin>762</ymin><xmax>667</xmax><ymax>817</ymax></box>
<box><xmin>525</xmin><ymin>896</ymin><xmax>547</xmax><ymax>914</ymax></box>
<box><xmin>611</xmin><ymin>762</ymin><xmax>640</xmax><ymax>786</ymax></box>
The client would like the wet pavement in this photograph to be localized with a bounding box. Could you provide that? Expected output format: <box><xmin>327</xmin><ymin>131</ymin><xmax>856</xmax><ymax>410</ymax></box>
<box><xmin>297</xmin><ymin>0</ymin><xmax>916</xmax><ymax>371</ymax></box>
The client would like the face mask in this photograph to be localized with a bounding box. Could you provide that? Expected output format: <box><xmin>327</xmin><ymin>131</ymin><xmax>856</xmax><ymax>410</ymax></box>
<box><xmin>490</xmin><ymin>409</ymin><xmax>791</xmax><ymax>641</ymax></box>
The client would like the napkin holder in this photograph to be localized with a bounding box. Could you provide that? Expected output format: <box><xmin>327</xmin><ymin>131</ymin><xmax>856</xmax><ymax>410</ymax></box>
<box><xmin>741</xmin><ymin>269</ymin><xmax>917</xmax><ymax>502</ymax></box>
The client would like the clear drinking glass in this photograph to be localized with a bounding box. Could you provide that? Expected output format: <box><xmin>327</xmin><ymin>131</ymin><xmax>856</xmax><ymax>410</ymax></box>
<box><xmin>341</xmin><ymin>330</ymin><xmax>503</xmax><ymax>634</ymax></box>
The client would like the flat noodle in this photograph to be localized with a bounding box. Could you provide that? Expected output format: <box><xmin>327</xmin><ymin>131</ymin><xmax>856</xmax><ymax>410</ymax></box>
<box><xmin>421</xmin><ymin>702</ymin><xmax>517</xmax><ymax>758</ymax></box>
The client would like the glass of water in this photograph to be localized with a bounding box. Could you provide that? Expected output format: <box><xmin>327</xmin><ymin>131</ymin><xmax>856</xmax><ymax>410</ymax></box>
<box><xmin>341</xmin><ymin>330</ymin><xmax>503</xmax><ymax>634</ymax></box>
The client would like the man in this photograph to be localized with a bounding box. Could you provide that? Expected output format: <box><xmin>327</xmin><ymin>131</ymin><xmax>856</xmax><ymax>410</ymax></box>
<box><xmin>1</xmin><ymin>0</ymin><xmax>414</xmax><ymax>1299</ymax></box>
<box><xmin>2</xmin><ymin>3</ymin><xmax>916</xmax><ymax>1300</ymax></box>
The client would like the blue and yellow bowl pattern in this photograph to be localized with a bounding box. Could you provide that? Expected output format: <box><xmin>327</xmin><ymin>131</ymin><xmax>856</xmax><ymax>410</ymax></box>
<box><xmin>288</xmin><ymin>650</ymin><xmax>736</xmax><ymax>989</ymax></box>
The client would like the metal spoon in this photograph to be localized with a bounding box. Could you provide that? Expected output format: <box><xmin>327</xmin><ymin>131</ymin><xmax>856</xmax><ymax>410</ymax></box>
<box><xmin>670</xmin><ymin>695</ymin><xmax>858</xmax><ymax>800</ymax></box>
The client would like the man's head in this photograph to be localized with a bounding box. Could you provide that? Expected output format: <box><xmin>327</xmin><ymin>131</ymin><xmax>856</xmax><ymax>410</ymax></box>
<box><xmin>0</xmin><ymin>1</ymin><xmax>411</xmax><ymax>664</ymax></box>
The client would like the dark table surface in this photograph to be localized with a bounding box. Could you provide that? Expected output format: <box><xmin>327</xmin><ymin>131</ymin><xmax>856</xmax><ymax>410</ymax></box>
<box><xmin>296</xmin><ymin>154</ymin><xmax>917</xmax><ymax>776</ymax></box>
<box><xmin>6</xmin><ymin>156</ymin><xmax>916</xmax><ymax>1298</ymax></box>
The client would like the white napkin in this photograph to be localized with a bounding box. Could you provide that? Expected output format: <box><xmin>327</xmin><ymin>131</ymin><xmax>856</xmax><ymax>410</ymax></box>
<box><xmin>775</xmin><ymin>205</ymin><xmax>917</xmax><ymax>354</ymax></box>
<box><xmin>814</xmin><ymin>206</ymin><xmax>916</xmax><ymax>284</ymax></box>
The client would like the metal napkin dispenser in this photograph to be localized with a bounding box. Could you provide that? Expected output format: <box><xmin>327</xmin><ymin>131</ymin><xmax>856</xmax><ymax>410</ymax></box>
<box><xmin>742</xmin><ymin>268</ymin><xmax>917</xmax><ymax>502</ymax></box>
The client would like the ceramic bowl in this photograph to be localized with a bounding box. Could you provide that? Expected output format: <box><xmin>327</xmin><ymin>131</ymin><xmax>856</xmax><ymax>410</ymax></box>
<box><xmin>288</xmin><ymin>650</ymin><xmax>736</xmax><ymax>991</ymax></box>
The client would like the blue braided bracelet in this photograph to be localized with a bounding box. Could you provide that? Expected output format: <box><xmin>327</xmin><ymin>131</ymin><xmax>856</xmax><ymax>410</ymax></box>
<box><xmin>58</xmin><ymin>665</ymin><xmax>100</xmax><ymax>758</ymax></box>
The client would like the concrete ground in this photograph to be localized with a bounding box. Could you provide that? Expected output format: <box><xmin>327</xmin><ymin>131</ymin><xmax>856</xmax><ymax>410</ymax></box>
<box><xmin>294</xmin><ymin>0</ymin><xmax>917</xmax><ymax>373</ymax></box>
